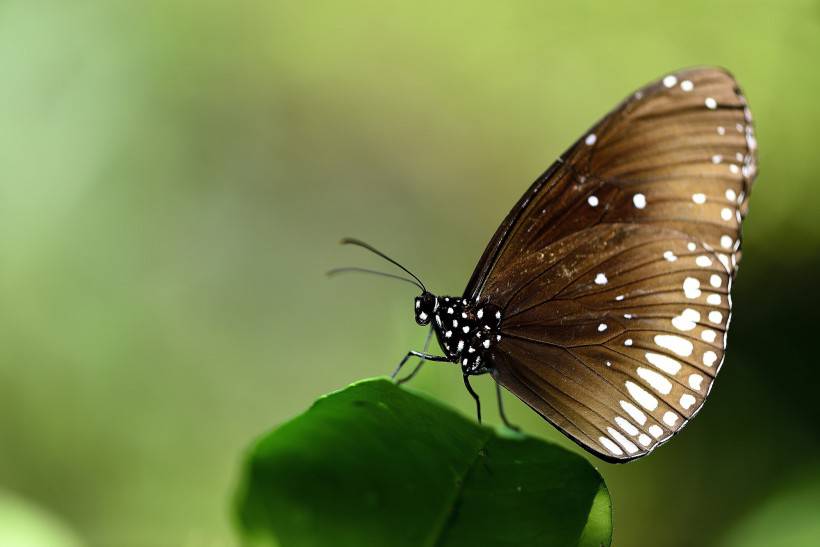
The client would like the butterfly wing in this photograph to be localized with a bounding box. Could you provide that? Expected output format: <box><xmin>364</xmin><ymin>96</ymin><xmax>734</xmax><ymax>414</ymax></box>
<box><xmin>467</xmin><ymin>68</ymin><xmax>757</xmax><ymax>462</ymax></box>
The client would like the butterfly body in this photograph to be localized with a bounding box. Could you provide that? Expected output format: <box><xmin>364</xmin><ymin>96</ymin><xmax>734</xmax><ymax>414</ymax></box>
<box><xmin>414</xmin><ymin>293</ymin><xmax>502</xmax><ymax>374</ymax></box>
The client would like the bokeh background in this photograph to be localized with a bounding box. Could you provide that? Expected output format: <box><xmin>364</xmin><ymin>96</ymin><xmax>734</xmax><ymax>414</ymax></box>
<box><xmin>2</xmin><ymin>1</ymin><xmax>819</xmax><ymax>546</ymax></box>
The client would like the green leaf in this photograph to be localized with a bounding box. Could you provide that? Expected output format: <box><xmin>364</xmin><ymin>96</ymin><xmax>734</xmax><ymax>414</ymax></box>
<box><xmin>234</xmin><ymin>378</ymin><xmax>611</xmax><ymax>547</ymax></box>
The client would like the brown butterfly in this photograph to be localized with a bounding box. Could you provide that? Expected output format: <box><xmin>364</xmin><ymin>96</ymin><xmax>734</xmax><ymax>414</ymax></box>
<box><xmin>336</xmin><ymin>67</ymin><xmax>757</xmax><ymax>462</ymax></box>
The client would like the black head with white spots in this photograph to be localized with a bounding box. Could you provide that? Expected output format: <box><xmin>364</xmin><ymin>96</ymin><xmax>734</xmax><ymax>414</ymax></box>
<box><xmin>414</xmin><ymin>291</ymin><xmax>437</xmax><ymax>325</ymax></box>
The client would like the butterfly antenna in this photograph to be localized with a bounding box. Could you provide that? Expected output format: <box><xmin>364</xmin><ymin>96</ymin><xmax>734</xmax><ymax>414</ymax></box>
<box><xmin>338</xmin><ymin>238</ymin><xmax>427</xmax><ymax>292</ymax></box>
<box><xmin>326</xmin><ymin>267</ymin><xmax>424</xmax><ymax>291</ymax></box>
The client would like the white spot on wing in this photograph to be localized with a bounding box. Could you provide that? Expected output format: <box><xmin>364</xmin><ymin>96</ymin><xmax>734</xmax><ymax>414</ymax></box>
<box><xmin>654</xmin><ymin>335</ymin><xmax>693</xmax><ymax>357</ymax></box>
<box><xmin>587</xmin><ymin>195</ymin><xmax>599</xmax><ymax>207</ymax></box>
<box><xmin>594</xmin><ymin>273</ymin><xmax>608</xmax><ymax>285</ymax></box>
<box><xmin>683</xmin><ymin>277</ymin><xmax>701</xmax><ymax>299</ymax></box>
<box><xmin>633</xmin><ymin>193</ymin><xmax>646</xmax><ymax>209</ymax></box>
<box><xmin>626</xmin><ymin>381</ymin><xmax>658</xmax><ymax>411</ymax></box>
<box><xmin>672</xmin><ymin>308</ymin><xmax>700</xmax><ymax>331</ymax></box>
<box><xmin>638</xmin><ymin>367</ymin><xmax>673</xmax><ymax>395</ymax></box>
<box><xmin>689</xmin><ymin>374</ymin><xmax>704</xmax><ymax>390</ymax></box>
<box><xmin>607</xmin><ymin>427</ymin><xmax>638</xmax><ymax>454</ymax></box>
<box><xmin>615</xmin><ymin>416</ymin><xmax>639</xmax><ymax>436</ymax></box>
<box><xmin>620</xmin><ymin>400</ymin><xmax>647</xmax><ymax>425</ymax></box>
<box><xmin>663</xmin><ymin>411</ymin><xmax>680</xmax><ymax>426</ymax></box>
<box><xmin>585</xmin><ymin>133</ymin><xmax>597</xmax><ymax>145</ymax></box>
<box><xmin>599</xmin><ymin>436</ymin><xmax>624</xmax><ymax>456</ymax></box>
<box><xmin>680</xmin><ymin>394</ymin><xmax>696</xmax><ymax>410</ymax></box>
<box><xmin>663</xmin><ymin>75</ymin><xmax>678</xmax><ymax>87</ymax></box>
<box><xmin>718</xmin><ymin>255</ymin><xmax>730</xmax><ymax>271</ymax></box>
<box><xmin>645</xmin><ymin>353</ymin><xmax>682</xmax><ymax>375</ymax></box>
<box><xmin>703</xmin><ymin>350</ymin><xmax>717</xmax><ymax>367</ymax></box>
<box><xmin>705</xmin><ymin>97</ymin><xmax>717</xmax><ymax>109</ymax></box>
<box><xmin>696</xmin><ymin>255</ymin><xmax>712</xmax><ymax>267</ymax></box>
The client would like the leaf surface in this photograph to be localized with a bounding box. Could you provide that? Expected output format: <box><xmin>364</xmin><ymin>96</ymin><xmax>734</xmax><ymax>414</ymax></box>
<box><xmin>235</xmin><ymin>378</ymin><xmax>611</xmax><ymax>547</ymax></box>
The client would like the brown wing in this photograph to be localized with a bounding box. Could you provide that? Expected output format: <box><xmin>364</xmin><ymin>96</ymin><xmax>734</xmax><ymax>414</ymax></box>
<box><xmin>468</xmin><ymin>68</ymin><xmax>758</xmax><ymax>462</ymax></box>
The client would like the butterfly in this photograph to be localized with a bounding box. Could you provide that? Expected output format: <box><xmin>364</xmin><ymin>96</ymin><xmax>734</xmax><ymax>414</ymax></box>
<box><xmin>334</xmin><ymin>67</ymin><xmax>758</xmax><ymax>462</ymax></box>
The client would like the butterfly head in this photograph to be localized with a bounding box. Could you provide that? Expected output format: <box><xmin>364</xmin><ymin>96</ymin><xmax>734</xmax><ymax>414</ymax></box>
<box><xmin>414</xmin><ymin>292</ymin><xmax>437</xmax><ymax>326</ymax></box>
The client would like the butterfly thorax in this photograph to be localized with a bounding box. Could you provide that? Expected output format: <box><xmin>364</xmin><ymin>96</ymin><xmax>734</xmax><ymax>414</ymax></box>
<box><xmin>429</xmin><ymin>296</ymin><xmax>503</xmax><ymax>375</ymax></box>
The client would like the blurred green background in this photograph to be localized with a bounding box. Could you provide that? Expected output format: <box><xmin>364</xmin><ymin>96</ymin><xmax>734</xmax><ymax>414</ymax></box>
<box><xmin>1</xmin><ymin>1</ymin><xmax>819</xmax><ymax>546</ymax></box>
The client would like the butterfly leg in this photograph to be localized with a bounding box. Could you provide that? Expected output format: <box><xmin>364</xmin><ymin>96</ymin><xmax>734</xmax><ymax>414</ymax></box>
<box><xmin>495</xmin><ymin>381</ymin><xmax>520</xmax><ymax>431</ymax></box>
<box><xmin>396</xmin><ymin>326</ymin><xmax>434</xmax><ymax>385</ymax></box>
<box><xmin>391</xmin><ymin>350</ymin><xmax>449</xmax><ymax>380</ymax></box>
<box><xmin>463</xmin><ymin>374</ymin><xmax>481</xmax><ymax>423</ymax></box>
